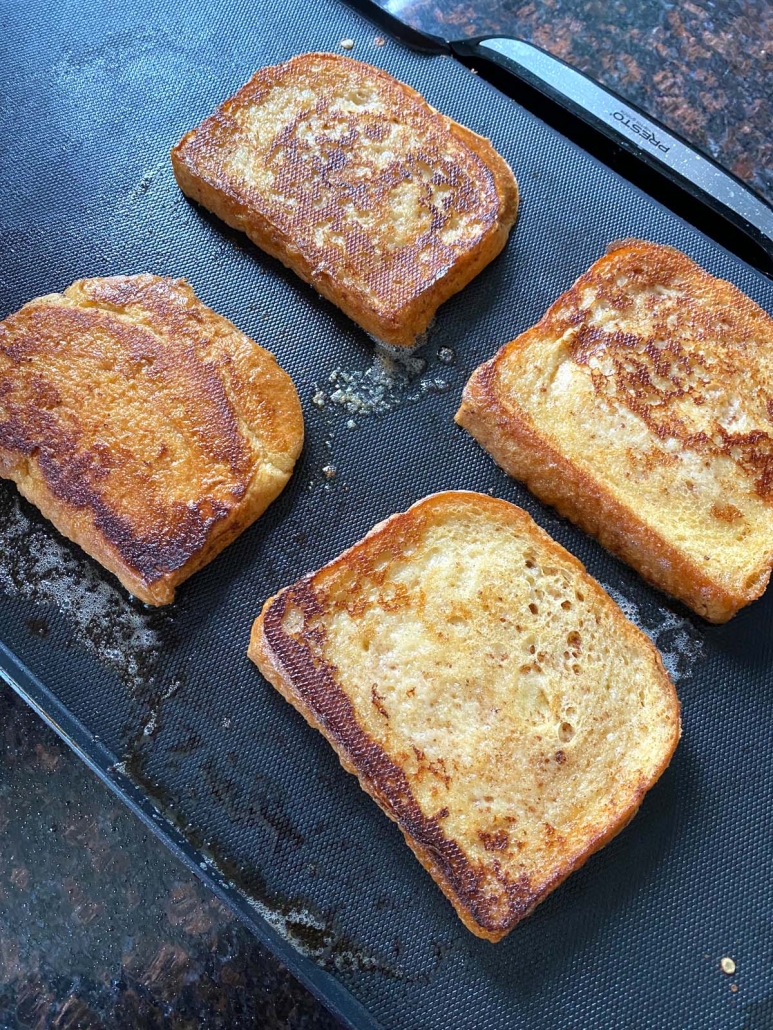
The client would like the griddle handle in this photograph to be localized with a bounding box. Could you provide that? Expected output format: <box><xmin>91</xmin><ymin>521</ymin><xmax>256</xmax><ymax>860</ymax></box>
<box><xmin>452</xmin><ymin>37</ymin><xmax>773</xmax><ymax>277</ymax></box>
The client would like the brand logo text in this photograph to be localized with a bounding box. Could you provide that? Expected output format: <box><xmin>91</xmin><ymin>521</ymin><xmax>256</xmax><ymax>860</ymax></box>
<box><xmin>613</xmin><ymin>110</ymin><xmax>671</xmax><ymax>154</ymax></box>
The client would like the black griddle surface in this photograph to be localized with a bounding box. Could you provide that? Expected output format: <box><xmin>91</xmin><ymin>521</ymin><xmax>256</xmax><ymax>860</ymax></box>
<box><xmin>1</xmin><ymin>1</ymin><xmax>772</xmax><ymax>1028</ymax></box>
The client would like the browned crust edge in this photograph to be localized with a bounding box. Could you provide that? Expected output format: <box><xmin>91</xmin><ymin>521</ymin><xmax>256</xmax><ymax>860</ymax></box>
<box><xmin>456</xmin><ymin>368</ymin><xmax>748</xmax><ymax>624</ymax></box>
<box><xmin>170</xmin><ymin>53</ymin><xmax>519</xmax><ymax>348</ymax></box>
<box><xmin>247</xmin><ymin>490</ymin><xmax>680</xmax><ymax>941</ymax></box>
<box><xmin>0</xmin><ymin>279</ymin><xmax>304</xmax><ymax>606</ymax></box>
<box><xmin>455</xmin><ymin>311</ymin><xmax>773</xmax><ymax>625</ymax></box>
<box><xmin>5</xmin><ymin>420</ymin><xmax>297</xmax><ymax>606</ymax></box>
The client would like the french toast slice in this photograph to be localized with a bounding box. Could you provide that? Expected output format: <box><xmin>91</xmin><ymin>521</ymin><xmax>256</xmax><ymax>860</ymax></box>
<box><xmin>171</xmin><ymin>53</ymin><xmax>519</xmax><ymax>348</ymax></box>
<box><xmin>0</xmin><ymin>275</ymin><xmax>303</xmax><ymax>605</ymax></box>
<box><xmin>249</xmin><ymin>491</ymin><xmax>679</xmax><ymax>941</ymax></box>
<box><xmin>457</xmin><ymin>240</ymin><xmax>773</xmax><ymax>623</ymax></box>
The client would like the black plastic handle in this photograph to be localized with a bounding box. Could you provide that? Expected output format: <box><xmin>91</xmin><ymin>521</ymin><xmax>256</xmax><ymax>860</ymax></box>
<box><xmin>452</xmin><ymin>36</ymin><xmax>773</xmax><ymax>277</ymax></box>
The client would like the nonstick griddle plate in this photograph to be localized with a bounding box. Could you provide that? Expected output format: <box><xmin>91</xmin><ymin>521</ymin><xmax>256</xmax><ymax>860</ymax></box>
<box><xmin>1</xmin><ymin>1</ymin><xmax>772</xmax><ymax>1028</ymax></box>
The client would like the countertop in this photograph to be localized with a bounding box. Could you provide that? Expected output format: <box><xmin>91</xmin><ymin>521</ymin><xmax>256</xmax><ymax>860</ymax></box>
<box><xmin>1</xmin><ymin>1</ymin><xmax>771</xmax><ymax>1028</ymax></box>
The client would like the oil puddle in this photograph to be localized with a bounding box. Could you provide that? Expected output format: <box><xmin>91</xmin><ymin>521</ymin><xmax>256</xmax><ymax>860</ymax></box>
<box><xmin>199</xmin><ymin>840</ymin><xmax>404</xmax><ymax>978</ymax></box>
<box><xmin>112</xmin><ymin>753</ymin><xmax>405</xmax><ymax>981</ymax></box>
<box><xmin>246</xmin><ymin>896</ymin><xmax>403</xmax><ymax>977</ymax></box>
<box><xmin>0</xmin><ymin>488</ymin><xmax>179</xmax><ymax>697</ymax></box>
<box><xmin>603</xmin><ymin>583</ymin><xmax>706</xmax><ymax>683</ymax></box>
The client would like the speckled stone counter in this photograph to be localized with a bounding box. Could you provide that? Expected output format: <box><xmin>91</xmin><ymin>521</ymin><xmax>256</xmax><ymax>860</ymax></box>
<box><xmin>389</xmin><ymin>0</ymin><xmax>772</xmax><ymax>205</ymax></box>
<box><xmin>1</xmin><ymin>2</ymin><xmax>770</xmax><ymax>1028</ymax></box>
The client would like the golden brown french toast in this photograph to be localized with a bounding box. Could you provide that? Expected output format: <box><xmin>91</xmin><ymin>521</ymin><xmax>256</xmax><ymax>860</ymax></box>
<box><xmin>171</xmin><ymin>53</ymin><xmax>519</xmax><ymax>348</ymax></box>
<box><xmin>0</xmin><ymin>275</ymin><xmax>303</xmax><ymax>605</ymax></box>
<box><xmin>249</xmin><ymin>491</ymin><xmax>679</xmax><ymax>941</ymax></box>
<box><xmin>457</xmin><ymin>240</ymin><xmax>773</xmax><ymax>623</ymax></box>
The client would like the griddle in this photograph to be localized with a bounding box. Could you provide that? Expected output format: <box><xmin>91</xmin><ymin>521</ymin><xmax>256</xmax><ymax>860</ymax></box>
<box><xmin>2</xmin><ymin>1</ymin><xmax>773</xmax><ymax>1027</ymax></box>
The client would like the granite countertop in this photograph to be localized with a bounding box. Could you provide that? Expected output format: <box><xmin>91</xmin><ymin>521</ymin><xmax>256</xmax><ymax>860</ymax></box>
<box><xmin>391</xmin><ymin>0</ymin><xmax>772</xmax><ymax>205</ymax></box>
<box><xmin>1</xmin><ymin>2</ymin><xmax>770</xmax><ymax>1028</ymax></box>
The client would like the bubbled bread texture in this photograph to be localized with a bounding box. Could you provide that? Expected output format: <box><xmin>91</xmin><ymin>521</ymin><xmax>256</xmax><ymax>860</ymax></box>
<box><xmin>251</xmin><ymin>492</ymin><xmax>679</xmax><ymax>940</ymax></box>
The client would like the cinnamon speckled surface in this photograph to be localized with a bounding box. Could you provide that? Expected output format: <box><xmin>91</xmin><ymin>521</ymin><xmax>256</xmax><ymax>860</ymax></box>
<box><xmin>1</xmin><ymin>1</ymin><xmax>770</xmax><ymax>1027</ymax></box>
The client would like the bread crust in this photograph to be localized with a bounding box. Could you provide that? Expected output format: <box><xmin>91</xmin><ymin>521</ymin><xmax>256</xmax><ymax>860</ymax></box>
<box><xmin>248</xmin><ymin>491</ymin><xmax>680</xmax><ymax>941</ymax></box>
<box><xmin>171</xmin><ymin>53</ymin><xmax>519</xmax><ymax>348</ymax></box>
<box><xmin>0</xmin><ymin>275</ymin><xmax>303</xmax><ymax>604</ymax></box>
<box><xmin>457</xmin><ymin>240</ymin><xmax>773</xmax><ymax>623</ymax></box>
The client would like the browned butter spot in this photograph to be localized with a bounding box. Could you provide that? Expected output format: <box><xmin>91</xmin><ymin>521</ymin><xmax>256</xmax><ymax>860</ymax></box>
<box><xmin>711</xmin><ymin>502</ymin><xmax>744</xmax><ymax>523</ymax></box>
<box><xmin>478</xmin><ymin>829</ymin><xmax>509</xmax><ymax>851</ymax></box>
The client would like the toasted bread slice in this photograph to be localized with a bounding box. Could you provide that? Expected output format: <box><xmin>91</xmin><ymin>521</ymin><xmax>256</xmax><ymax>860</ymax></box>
<box><xmin>457</xmin><ymin>240</ymin><xmax>773</xmax><ymax>623</ymax></box>
<box><xmin>0</xmin><ymin>275</ymin><xmax>303</xmax><ymax>605</ymax></box>
<box><xmin>171</xmin><ymin>53</ymin><xmax>519</xmax><ymax>348</ymax></box>
<box><xmin>249</xmin><ymin>491</ymin><xmax>679</xmax><ymax>941</ymax></box>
